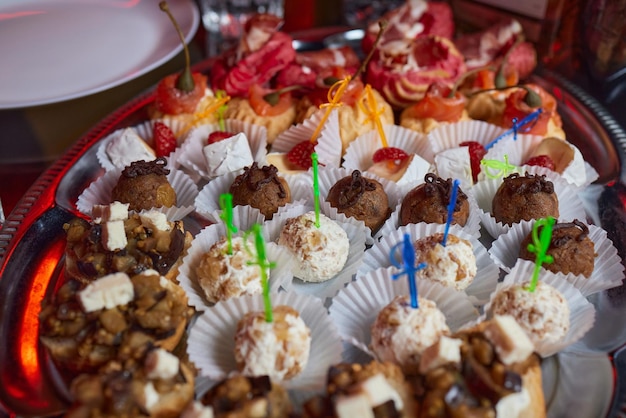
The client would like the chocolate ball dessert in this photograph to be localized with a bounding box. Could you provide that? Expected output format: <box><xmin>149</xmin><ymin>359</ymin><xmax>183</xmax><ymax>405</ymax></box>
<box><xmin>399</xmin><ymin>173</ymin><xmax>469</xmax><ymax>227</ymax></box>
<box><xmin>326</xmin><ymin>170</ymin><xmax>391</xmax><ymax>232</ymax></box>
<box><xmin>229</xmin><ymin>163</ymin><xmax>291</xmax><ymax>220</ymax></box>
<box><xmin>111</xmin><ymin>157</ymin><xmax>176</xmax><ymax>211</ymax></box>
<box><xmin>492</xmin><ymin>172</ymin><xmax>559</xmax><ymax>226</ymax></box>
<box><xmin>519</xmin><ymin>219</ymin><xmax>595</xmax><ymax>277</ymax></box>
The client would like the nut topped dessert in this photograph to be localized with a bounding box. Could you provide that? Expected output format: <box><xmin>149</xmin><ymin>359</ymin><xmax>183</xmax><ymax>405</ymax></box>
<box><xmin>229</xmin><ymin>162</ymin><xmax>292</xmax><ymax>219</ymax></box>
<box><xmin>63</xmin><ymin>203</ymin><xmax>192</xmax><ymax>283</ymax></box>
<box><xmin>519</xmin><ymin>219</ymin><xmax>596</xmax><ymax>277</ymax></box>
<box><xmin>111</xmin><ymin>157</ymin><xmax>177</xmax><ymax>211</ymax></box>
<box><xmin>492</xmin><ymin>172</ymin><xmax>559</xmax><ymax>226</ymax></box>
<box><xmin>39</xmin><ymin>270</ymin><xmax>193</xmax><ymax>374</ymax></box>
<box><xmin>399</xmin><ymin>173</ymin><xmax>470</xmax><ymax>227</ymax></box>
<box><xmin>326</xmin><ymin>170</ymin><xmax>391</xmax><ymax>232</ymax></box>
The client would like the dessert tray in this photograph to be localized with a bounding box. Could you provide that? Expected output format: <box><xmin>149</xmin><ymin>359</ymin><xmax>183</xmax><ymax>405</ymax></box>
<box><xmin>1</xmin><ymin>33</ymin><xmax>626</xmax><ymax>417</ymax></box>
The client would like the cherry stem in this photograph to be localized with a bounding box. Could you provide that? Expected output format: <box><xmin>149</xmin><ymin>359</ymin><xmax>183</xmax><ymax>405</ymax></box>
<box><xmin>160</xmin><ymin>1</ymin><xmax>194</xmax><ymax>93</ymax></box>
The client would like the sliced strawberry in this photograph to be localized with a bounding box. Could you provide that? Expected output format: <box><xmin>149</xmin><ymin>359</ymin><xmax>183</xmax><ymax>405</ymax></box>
<box><xmin>524</xmin><ymin>155</ymin><xmax>555</xmax><ymax>171</ymax></box>
<box><xmin>460</xmin><ymin>141</ymin><xmax>486</xmax><ymax>183</ymax></box>
<box><xmin>287</xmin><ymin>140</ymin><xmax>317</xmax><ymax>170</ymax></box>
<box><xmin>207</xmin><ymin>131</ymin><xmax>234</xmax><ymax>144</ymax></box>
<box><xmin>153</xmin><ymin>121</ymin><xmax>177</xmax><ymax>157</ymax></box>
<box><xmin>372</xmin><ymin>147</ymin><xmax>409</xmax><ymax>164</ymax></box>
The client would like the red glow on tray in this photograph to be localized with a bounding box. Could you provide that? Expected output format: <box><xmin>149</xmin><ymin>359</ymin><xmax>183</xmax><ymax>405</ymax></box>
<box><xmin>10</xmin><ymin>240</ymin><xmax>64</xmax><ymax>399</ymax></box>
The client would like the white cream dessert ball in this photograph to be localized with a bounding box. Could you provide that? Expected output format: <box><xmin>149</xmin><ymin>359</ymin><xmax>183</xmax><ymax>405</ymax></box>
<box><xmin>194</xmin><ymin>236</ymin><xmax>265</xmax><ymax>303</ymax></box>
<box><xmin>413</xmin><ymin>232</ymin><xmax>477</xmax><ymax>291</ymax></box>
<box><xmin>234</xmin><ymin>305</ymin><xmax>311</xmax><ymax>381</ymax></box>
<box><xmin>490</xmin><ymin>281</ymin><xmax>570</xmax><ymax>346</ymax></box>
<box><xmin>370</xmin><ymin>295</ymin><xmax>450</xmax><ymax>372</ymax></box>
<box><xmin>277</xmin><ymin>211</ymin><xmax>350</xmax><ymax>283</ymax></box>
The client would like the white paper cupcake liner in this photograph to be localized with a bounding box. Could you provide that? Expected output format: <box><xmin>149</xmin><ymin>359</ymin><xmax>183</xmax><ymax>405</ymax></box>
<box><xmin>377</xmin><ymin>182</ymin><xmax>482</xmax><ymax>241</ymax></box>
<box><xmin>329</xmin><ymin>265</ymin><xmax>479</xmax><ymax>359</ymax></box>
<box><xmin>343</xmin><ymin>124</ymin><xmax>434</xmax><ymax>169</ymax></box>
<box><xmin>472</xmin><ymin>172</ymin><xmax>589</xmax><ymax>239</ymax></box>
<box><xmin>485</xmin><ymin>135</ymin><xmax>599</xmax><ymax>188</ymax></box>
<box><xmin>76</xmin><ymin>165</ymin><xmax>198</xmax><ymax>220</ymax></box>
<box><xmin>271</xmin><ymin>108</ymin><xmax>343</xmax><ymax>169</ymax></box>
<box><xmin>426</xmin><ymin>119</ymin><xmax>508</xmax><ymax>155</ymax></box>
<box><xmin>489</xmin><ymin>219</ymin><xmax>624</xmax><ymax>296</ymax></box>
<box><xmin>193</xmin><ymin>168</ymin><xmax>309</xmax><ymax>219</ymax></box>
<box><xmin>187</xmin><ymin>291</ymin><xmax>343</xmax><ymax>391</ymax></box>
<box><xmin>177</xmin><ymin>120</ymin><xmax>268</xmax><ymax>181</ymax></box>
<box><xmin>358</xmin><ymin>222</ymin><xmax>500</xmax><ymax>305</ymax></box>
<box><xmin>482</xmin><ymin>260</ymin><xmax>596</xmax><ymax>358</ymax></box>
<box><xmin>263</xmin><ymin>203</ymin><xmax>368</xmax><ymax>301</ymax></box>
<box><xmin>177</xmin><ymin>214</ymin><xmax>294</xmax><ymax>311</ymax></box>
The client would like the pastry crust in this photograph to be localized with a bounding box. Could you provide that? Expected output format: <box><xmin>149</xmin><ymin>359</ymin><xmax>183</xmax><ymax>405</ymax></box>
<box><xmin>224</xmin><ymin>97</ymin><xmax>296</xmax><ymax>144</ymax></box>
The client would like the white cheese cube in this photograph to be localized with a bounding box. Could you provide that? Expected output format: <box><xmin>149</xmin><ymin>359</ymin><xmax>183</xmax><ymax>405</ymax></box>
<box><xmin>92</xmin><ymin>201</ymin><xmax>129</xmax><ymax>224</ymax></box>
<box><xmin>419</xmin><ymin>336</ymin><xmax>463</xmax><ymax>374</ymax></box>
<box><xmin>181</xmin><ymin>401</ymin><xmax>214</xmax><ymax>418</ymax></box>
<box><xmin>145</xmin><ymin>348</ymin><xmax>180</xmax><ymax>380</ymax></box>
<box><xmin>79</xmin><ymin>272</ymin><xmax>134</xmax><ymax>312</ymax></box>
<box><xmin>360</xmin><ymin>374</ymin><xmax>404</xmax><ymax>410</ymax></box>
<box><xmin>102</xmin><ymin>220</ymin><xmax>127</xmax><ymax>251</ymax></box>
<box><xmin>140</xmin><ymin>210</ymin><xmax>171</xmax><ymax>232</ymax></box>
<box><xmin>142</xmin><ymin>381</ymin><xmax>160</xmax><ymax>412</ymax></box>
<box><xmin>496</xmin><ymin>387</ymin><xmax>530</xmax><ymax>418</ymax></box>
<box><xmin>335</xmin><ymin>393</ymin><xmax>375</xmax><ymax>418</ymax></box>
<box><xmin>105</xmin><ymin>127</ymin><xmax>156</xmax><ymax>169</ymax></box>
<box><xmin>203</xmin><ymin>132</ymin><xmax>254</xmax><ymax>178</ymax></box>
<box><xmin>484</xmin><ymin>315</ymin><xmax>535</xmax><ymax>365</ymax></box>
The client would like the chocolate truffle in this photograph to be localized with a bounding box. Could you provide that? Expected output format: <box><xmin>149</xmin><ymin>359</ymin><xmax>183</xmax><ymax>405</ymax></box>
<box><xmin>326</xmin><ymin>170</ymin><xmax>391</xmax><ymax>232</ymax></box>
<box><xmin>110</xmin><ymin>157</ymin><xmax>176</xmax><ymax>211</ymax></box>
<box><xmin>519</xmin><ymin>219</ymin><xmax>595</xmax><ymax>277</ymax></box>
<box><xmin>229</xmin><ymin>163</ymin><xmax>291</xmax><ymax>219</ymax></box>
<box><xmin>399</xmin><ymin>173</ymin><xmax>469</xmax><ymax>227</ymax></box>
<box><xmin>492</xmin><ymin>172</ymin><xmax>559</xmax><ymax>226</ymax></box>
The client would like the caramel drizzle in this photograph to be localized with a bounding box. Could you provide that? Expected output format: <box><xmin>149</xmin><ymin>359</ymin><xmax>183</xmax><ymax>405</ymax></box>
<box><xmin>423</xmin><ymin>173</ymin><xmax>467</xmax><ymax>211</ymax></box>
<box><xmin>335</xmin><ymin>170</ymin><xmax>377</xmax><ymax>209</ymax></box>
<box><xmin>122</xmin><ymin>157</ymin><xmax>170</xmax><ymax>178</ymax></box>
<box><xmin>503</xmin><ymin>172</ymin><xmax>554</xmax><ymax>194</ymax></box>
<box><xmin>233</xmin><ymin>163</ymin><xmax>287</xmax><ymax>198</ymax></box>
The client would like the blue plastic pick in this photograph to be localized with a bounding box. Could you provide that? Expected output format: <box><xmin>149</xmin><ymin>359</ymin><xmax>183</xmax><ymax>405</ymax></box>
<box><xmin>442</xmin><ymin>179</ymin><xmax>460</xmax><ymax>247</ymax></box>
<box><xmin>484</xmin><ymin>108</ymin><xmax>544</xmax><ymax>150</ymax></box>
<box><xmin>390</xmin><ymin>233</ymin><xmax>427</xmax><ymax>309</ymax></box>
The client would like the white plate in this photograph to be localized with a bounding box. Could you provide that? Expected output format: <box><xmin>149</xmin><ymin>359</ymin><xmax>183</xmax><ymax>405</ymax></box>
<box><xmin>0</xmin><ymin>0</ymin><xmax>200</xmax><ymax>109</ymax></box>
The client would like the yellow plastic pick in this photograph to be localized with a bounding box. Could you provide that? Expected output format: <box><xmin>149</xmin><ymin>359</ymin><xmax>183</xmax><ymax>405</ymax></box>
<box><xmin>358</xmin><ymin>84</ymin><xmax>388</xmax><ymax>148</ymax></box>
<box><xmin>309</xmin><ymin>76</ymin><xmax>351</xmax><ymax>143</ymax></box>
<box><xmin>175</xmin><ymin>94</ymin><xmax>231</xmax><ymax>137</ymax></box>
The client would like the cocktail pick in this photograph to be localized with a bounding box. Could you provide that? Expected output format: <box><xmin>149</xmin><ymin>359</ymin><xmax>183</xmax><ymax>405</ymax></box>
<box><xmin>481</xmin><ymin>154</ymin><xmax>518</xmax><ymax>179</ymax></box>
<box><xmin>358</xmin><ymin>84</ymin><xmax>388</xmax><ymax>148</ymax></box>
<box><xmin>309</xmin><ymin>76</ymin><xmax>351</xmax><ymax>143</ymax></box>
<box><xmin>245</xmin><ymin>223</ymin><xmax>276</xmax><ymax>322</ymax></box>
<box><xmin>312</xmin><ymin>152</ymin><xmax>321</xmax><ymax>228</ymax></box>
<box><xmin>484</xmin><ymin>108</ymin><xmax>544</xmax><ymax>150</ymax></box>
<box><xmin>219</xmin><ymin>193</ymin><xmax>238</xmax><ymax>255</ymax></box>
<box><xmin>442</xmin><ymin>179</ymin><xmax>460</xmax><ymax>247</ymax></box>
<box><xmin>524</xmin><ymin>216</ymin><xmax>555</xmax><ymax>292</ymax></box>
<box><xmin>390</xmin><ymin>233</ymin><xmax>427</xmax><ymax>309</ymax></box>
<box><xmin>216</xmin><ymin>89</ymin><xmax>228</xmax><ymax>132</ymax></box>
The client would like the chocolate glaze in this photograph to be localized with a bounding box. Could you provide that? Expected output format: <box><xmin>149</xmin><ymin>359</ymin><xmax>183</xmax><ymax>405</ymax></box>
<box><xmin>552</xmin><ymin>219</ymin><xmax>589</xmax><ymax>246</ymax></box>
<box><xmin>121</xmin><ymin>157</ymin><xmax>170</xmax><ymax>178</ymax></box>
<box><xmin>423</xmin><ymin>173</ymin><xmax>468</xmax><ymax>211</ymax></box>
<box><xmin>334</xmin><ymin>170</ymin><xmax>377</xmax><ymax>209</ymax></box>
<box><xmin>232</xmin><ymin>162</ymin><xmax>287</xmax><ymax>198</ymax></box>
<box><xmin>503</xmin><ymin>172</ymin><xmax>554</xmax><ymax>194</ymax></box>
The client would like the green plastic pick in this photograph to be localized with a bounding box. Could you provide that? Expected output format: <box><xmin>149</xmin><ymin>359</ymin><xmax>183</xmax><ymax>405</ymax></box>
<box><xmin>525</xmin><ymin>216</ymin><xmax>555</xmax><ymax>292</ymax></box>
<box><xmin>245</xmin><ymin>224</ymin><xmax>276</xmax><ymax>322</ymax></box>
<box><xmin>219</xmin><ymin>193</ymin><xmax>237</xmax><ymax>255</ymax></box>
<box><xmin>216</xmin><ymin>90</ymin><xmax>228</xmax><ymax>131</ymax></box>
<box><xmin>481</xmin><ymin>154</ymin><xmax>518</xmax><ymax>179</ymax></box>
<box><xmin>312</xmin><ymin>152</ymin><xmax>321</xmax><ymax>228</ymax></box>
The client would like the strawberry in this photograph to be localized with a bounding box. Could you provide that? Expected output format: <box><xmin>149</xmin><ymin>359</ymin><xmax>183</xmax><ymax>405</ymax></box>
<box><xmin>524</xmin><ymin>155</ymin><xmax>555</xmax><ymax>171</ymax></box>
<box><xmin>372</xmin><ymin>147</ymin><xmax>409</xmax><ymax>164</ymax></box>
<box><xmin>207</xmin><ymin>131</ymin><xmax>234</xmax><ymax>144</ymax></box>
<box><xmin>287</xmin><ymin>140</ymin><xmax>317</xmax><ymax>170</ymax></box>
<box><xmin>460</xmin><ymin>141</ymin><xmax>486</xmax><ymax>183</ymax></box>
<box><xmin>153</xmin><ymin>121</ymin><xmax>177</xmax><ymax>157</ymax></box>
